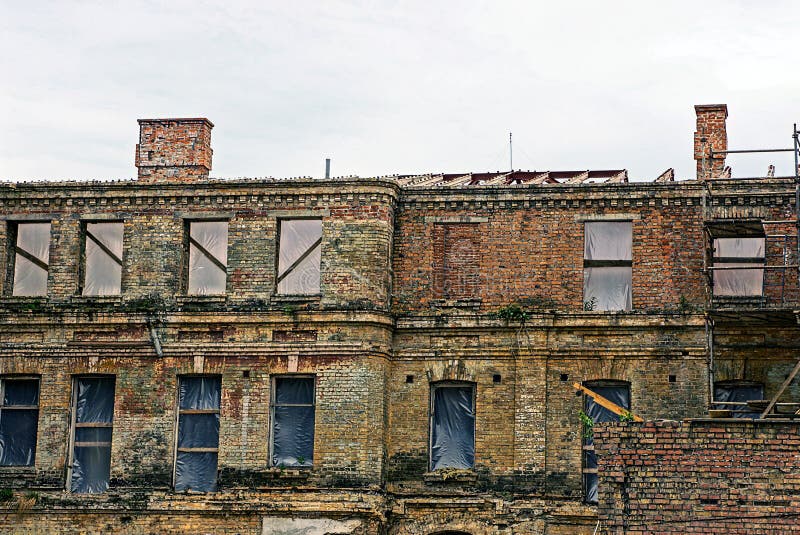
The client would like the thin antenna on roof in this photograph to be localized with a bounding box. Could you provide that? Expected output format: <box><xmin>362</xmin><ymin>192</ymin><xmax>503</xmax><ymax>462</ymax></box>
<box><xmin>509</xmin><ymin>132</ymin><xmax>513</xmax><ymax>171</ymax></box>
<box><xmin>325</xmin><ymin>158</ymin><xmax>331</xmax><ymax>179</ymax></box>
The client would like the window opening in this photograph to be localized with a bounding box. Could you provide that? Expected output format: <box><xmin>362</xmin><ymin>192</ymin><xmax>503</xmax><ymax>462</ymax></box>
<box><xmin>713</xmin><ymin>381</ymin><xmax>764</xmax><ymax>419</ymax></box>
<box><xmin>11</xmin><ymin>222</ymin><xmax>51</xmax><ymax>296</ymax></box>
<box><xmin>583</xmin><ymin>380</ymin><xmax>630</xmax><ymax>504</ymax></box>
<box><xmin>583</xmin><ymin>222</ymin><xmax>632</xmax><ymax>311</ymax></box>
<box><xmin>430</xmin><ymin>382</ymin><xmax>475</xmax><ymax>470</ymax></box>
<box><xmin>70</xmin><ymin>376</ymin><xmax>115</xmax><ymax>493</ymax></box>
<box><xmin>271</xmin><ymin>376</ymin><xmax>315</xmax><ymax>467</ymax></box>
<box><xmin>187</xmin><ymin>221</ymin><xmax>228</xmax><ymax>295</ymax></box>
<box><xmin>175</xmin><ymin>376</ymin><xmax>221</xmax><ymax>492</ymax></box>
<box><xmin>712</xmin><ymin>237</ymin><xmax>765</xmax><ymax>296</ymax></box>
<box><xmin>277</xmin><ymin>220</ymin><xmax>322</xmax><ymax>295</ymax></box>
<box><xmin>82</xmin><ymin>222</ymin><xmax>123</xmax><ymax>296</ymax></box>
<box><xmin>0</xmin><ymin>377</ymin><xmax>40</xmax><ymax>466</ymax></box>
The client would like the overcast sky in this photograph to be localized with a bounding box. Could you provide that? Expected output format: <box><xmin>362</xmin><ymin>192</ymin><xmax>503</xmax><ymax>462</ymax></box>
<box><xmin>2</xmin><ymin>1</ymin><xmax>799</xmax><ymax>182</ymax></box>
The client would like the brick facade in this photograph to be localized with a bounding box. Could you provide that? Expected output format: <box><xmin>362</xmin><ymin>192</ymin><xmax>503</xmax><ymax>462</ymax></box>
<box><xmin>595</xmin><ymin>420</ymin><xmax>800</xmax><ymax>534</ymax></box>
<box><xmin>0</xmin><ymin>109</ymin><xmax>798</xmax><ymax>534</ymax></box>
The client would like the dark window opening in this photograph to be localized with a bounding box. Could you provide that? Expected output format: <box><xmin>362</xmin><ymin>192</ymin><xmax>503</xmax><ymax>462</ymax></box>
<box><xmin>583</xmin><ymin>380</ymin><xmax>630</xmax><ymax>504</ymax></box>
<box><xmin>10</xmin><ymin>222</ymin><xmax>51</xmax><ymax>296</ymax></box>
<box><xmin>81</xmin><ymin>222</ymin><xmax>124</xmax><ymax>296</ymax></box>
<box><xmin>70</xmin><ymin>376</ymin><xmax>115</xmax><ymax>493</ymax></box>
<box><xmin>430</xmin><ymin>382</ymin><xmax>475</xmax><ymax>471</ymax></box>
<box><xmin>271</xmin><ymin>376</ymin><xmax>315</xmax><ymax>467</ymax></box>
<box><xmin>668</xmin><ymin>374</ymin><xmax>677</xmax><ymax>383</ymax></box>
<box><xmin>277</xmin><ymin>219</ymin><xmax>322</xmax><ymax>295</ymax></box>
<box><xmin>0</xmin><ymin>377</ymin><xmax>40</xmax><ymax>466</ymax></box>
<box><xmin>406</xmin><ymin>375</ymin><xmax>414</xmax><ymax>384</ymax></box>
<box><xmin>186</xmin><ymin>221</ymin><xmax>228</xmax><ymax>295</ymax></box>
<box><xmin>175</xmin><ymin>376</ymin><xmax>221</xmax><ymax>492</ymax></box>
<box><xmin>583</xmin><ymin>222</ymin><xmax>632</xmax><ymax>311</ymax></box>
<box><xmin>713</xmin><ymin>380</ymin><xmax>764</xmax><ymax>419</ymax></box>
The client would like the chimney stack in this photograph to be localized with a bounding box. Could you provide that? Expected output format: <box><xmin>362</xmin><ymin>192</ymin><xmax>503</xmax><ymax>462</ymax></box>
<box><xmin>694</xmin><ymin>104</ymin><xmax>728</xmax><ymax>180</ymax></box>
<box><xmin>135</xmin><ymin>118</ymin><xmax>214</xmax><ymax>182</ymax></box>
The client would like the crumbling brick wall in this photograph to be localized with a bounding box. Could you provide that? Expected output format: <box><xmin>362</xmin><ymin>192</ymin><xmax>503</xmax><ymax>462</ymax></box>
<box><xmin>595</xmin><ymin>420</ymin><xmax>800</xmax><ymax>534</ymax></box>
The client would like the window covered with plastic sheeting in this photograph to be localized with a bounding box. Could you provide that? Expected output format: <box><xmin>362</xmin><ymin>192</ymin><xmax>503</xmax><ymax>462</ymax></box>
<box><xmin>12</xmin><ymin>222</ymin><xmax>51</xmax><ymax>296</ymax></box>
<box><xmin>270</xmin><ymin>376</ymin><xmax>315</xmax><ymax>467</ymax></box>
<box><xmin>583</xmin><ymin>222</ymin><xmax>632</xmax><ymax>311</ymax></box>
<box><xmin>582</xmin><ymin>380</ymin><xmax>630</xmax><ymax>504</ymax></box>
<box><xmin>70</xmin><ymin>377</ymin><xmax>115</xmax><ymax>493</ymax></box>
<box><xmin>187</xmin><ymin>221</ymin><xmax>228</xmax><ymax>295</ymax></box>
<box><xmin>712</xmin><ymin>237</ymin><xmax>765</xmax><ymax>296</ymax></box>
<box><xmin>277</xmin><ymin>219</ymin><xmax>322</xmax><ymax>295</ymax></box>
<box><xmin>175</xmin><ymin>376</ymin><xmax>220</xmax><ymax>492</ymax></box>
<box><xmin>0</xmin><ymin>377</ymin><xmax>40</xmax><ymax>466</ymax></box>
<box><xmin>713</xmin><ymin>381</ymin><xmax>764</xmax><ymax>419</ymax></box>
<box><xmin>429</xmin><ymin>383</ymin><xmax>475</xmax><ymax>471</ymax></box>
<box><xmin>82</xmin><ymin>222</ymin><xmax>124</xmax><ymax>296</ymax></box>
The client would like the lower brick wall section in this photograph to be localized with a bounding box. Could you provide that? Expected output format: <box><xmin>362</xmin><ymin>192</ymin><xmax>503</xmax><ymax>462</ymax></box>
<box><xmin>595</xmin><ymin>420</ymin><xmax>800</xmax><ymax>534</ymax></box>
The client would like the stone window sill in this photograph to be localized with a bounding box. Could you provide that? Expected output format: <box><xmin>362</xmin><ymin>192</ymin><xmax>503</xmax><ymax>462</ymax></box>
<box><xmin>265</xmin><ymin>467</ymin><xmax>312</xmax><ymax>479</ymax></box>
<box><xmin>272</xmin><ymin>294</ymin><xmax>322</xmax><ymax>302</ymax></box>
<box><xmin>429</xmin><ymin>298</ymin><xmax>482</xmax><ymax>309</ymax></box>
<box><xmin>423</xmin><ymin>469</ymin><xmax>477</xmax><ymax>484</ymax></box>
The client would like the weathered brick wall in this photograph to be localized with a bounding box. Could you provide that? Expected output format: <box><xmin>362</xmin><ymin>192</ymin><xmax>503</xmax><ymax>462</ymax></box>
<box><xmin>393</xmin><ymin>184</ymin><xmax>707</xmax><ymax>315</ymax></box>
<box><xmin>0</xmin><ymin>179</ymin><xmax>397</xmax><ymax>310</ymax></box>
<box><xmin>595</xmin><ymin>420</ymin><xmax>800</xmax><ymax>534</ymax></box>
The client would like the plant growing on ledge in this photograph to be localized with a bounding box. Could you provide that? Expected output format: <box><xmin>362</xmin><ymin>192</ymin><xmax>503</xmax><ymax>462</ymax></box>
<box><xmin>583</xmin><ymin>297</ymin><xmax>598</xmax><ymax>311</ymax></box>
<box><xmin>579</xmin><ymin>410</ymin><xmax>594</xmax><ymax>439</ymax></box>
<box><xmin>495</xmin><ymin>303</ymin><xmax>531</xmax><ymax>323</ymax></box>
<box><xmin>619</xmin><ymin>410</ymin><xmax>635</xmax><ymax>422</ymax></box>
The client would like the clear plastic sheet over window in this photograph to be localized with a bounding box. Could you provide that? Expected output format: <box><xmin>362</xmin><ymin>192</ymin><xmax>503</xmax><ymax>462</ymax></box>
<box><xmin>583</xmin><ymin>267</ymin><xmax>632</xmax><ymax>311</ymax></box>
<box><xmin>175</xmin><ymin>376</ymin><xmax>220</xmax><ymax>492</ymax></box>
<box><xmin>83</xmin><ymin>222</ymin><xmax>123</xmax><ymax>296</ymax></box>
<box><xmin>277</xmin><ymin>220</ymin><xmax>322</xmax><ymax>295</ymax></box>
<box><xmin>584</xmin><ymin>222</ymin><xmax>632</xmax><ymax>261</ymax></box>
<box><xmin>271</xmin><ymin>377</ymin><xmax>315</xmax><ymax>467</ymax></box>
<box><xmin>188</xmin><ymin>221</ymin><xmax>228</xmax><ymax>295</ymax></box>
<box><xmin>0</xmin><ymin>379</ymin><xmax>39</xmax><ymax>466</ymax></box>
<box><xmin>430</xmin><ymin>384</ymin><xmax>475</xmax><ymax>471</ymax></box>
<box><xmin>713</xmin><ymin>238</ymin><xmax>765</xmax><ymax>296</ymax></box>
<box><xmin>714</xmin><ymin>382</ymin><xmax>764</xmax><ymax>419</ymax></box>
<box><xmin>71</xmin><ymin>377</ymin><xmax>115</xmax><ymax>494</ymax></box>
<box><xmin>13</xmin><ymin>223</ymin><xmax>51</xmax><ymax>296</ymax></box>
<box><xmin>583</xmin><ymin>382</ymin><xmax>630</xmax><ymax>504</ymax></box>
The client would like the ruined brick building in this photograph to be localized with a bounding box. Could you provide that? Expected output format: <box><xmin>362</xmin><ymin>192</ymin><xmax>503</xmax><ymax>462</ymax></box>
<box><xmin>0</xmin><ymin>105</ymin><xmax>798</xmax><ymax>534</ymax></box>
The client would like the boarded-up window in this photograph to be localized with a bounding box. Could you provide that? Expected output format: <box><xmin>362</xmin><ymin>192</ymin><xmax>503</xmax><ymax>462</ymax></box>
<box><xmin>70</xmin><ymin>377</ymin><xmax>115</xmax><ymax>493</ymax></box>
<box><xmin>712</xmin><ymin>237</ymin><xmax>765</xmax><ymax>296</ymax></box>
<box><xmin>583</xmin><ymin>222</ymin><xmax>632</xmax><ymax>311</ymax></box>
<box><xmin>82</xmin><ymin>222</ymin><xmax>124</xmax><ymax>296</ymax></box>
<box><xmin>430</xmin><ymin>383</ymin><xmax>475</xmax><ymax>470</ymax></box>
<box><xmin>433</xmin><ymin>223</ymin><xmax>480</xmax><ymax>299</ymax></box>
<box><xmin>175</xmin><ymin>376</ymin><xmax>220</xmax><ymax>492</ymax></box>
<box><xmin>583</xmin><ymin>380</ymin><xmax>630</xmax><ymax>504</ymax></box>
<box><xmin>12</xmin><ymin>222</ymin><xmax>51</xmax><ymax>296</ymax></box>
<box><xmin>277</xmin><ymin>220</ymin><xmax>322</xmax><ymax>295</ymax></box>
<box><xmin>0</xmin><ymin>377</ymin><xmax>39</xmax><ymax>466</ymax></box>
<box><xmin>271</xmin><ymin>376</ymin><xmax>315</xmax><ymax>467</ymax></box>
<box><xmin>187</xmin><ymin>221</ymin><xmax>228</xmax><ymax>295</ymax></box>
<box><xmin>713</xmin><ymin>381</ymin><xmax>764</xmax><ymax>419</ymax></box>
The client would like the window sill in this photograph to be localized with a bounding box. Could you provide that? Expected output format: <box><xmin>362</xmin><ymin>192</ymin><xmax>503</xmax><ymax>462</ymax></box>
<box><xmin>70</xmin><ymin>295</ymin><xmax>123</xmax><ymax>303</ymax></box>
<box><xmin>272</xmin><ymin>294</ymin><xmax>322</xmax><ymax>302</ymax></box>
<box><xmin>429</xmin><ymin>298</ymin><xmax>482</xmax><ymax>310</ymax></box>
<box><xmin>265</xmin><ymin>467</ymin><xmax>312</xmax><ymax>479</ymax></box>
<box><xmin>423</xmin><ymin>468</ymin><xmax>477</xmax><ymax>484</ymax></box>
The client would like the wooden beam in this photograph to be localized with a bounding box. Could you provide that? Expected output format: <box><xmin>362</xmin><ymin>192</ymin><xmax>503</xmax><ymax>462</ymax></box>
<box><xmin>573</xmin><ymin>382</ymin><xmax>644</xmax><ymax>422</ymax></box>
<box><xmin>761</xmin><ymin>357</ymin><xmax>800</xmax><ymax>418</ymax></box>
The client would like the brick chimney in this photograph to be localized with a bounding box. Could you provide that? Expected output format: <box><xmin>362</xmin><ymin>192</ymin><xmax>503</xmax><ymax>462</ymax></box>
<box><xmin>694</xmin><ymin>104</ymin><xmax>728</xmax><ymax>180</ymax></box>
<box><xmin>135</xmin><ymin>118</ymin><xmax>214</xmax><ymax>182</ymax></box>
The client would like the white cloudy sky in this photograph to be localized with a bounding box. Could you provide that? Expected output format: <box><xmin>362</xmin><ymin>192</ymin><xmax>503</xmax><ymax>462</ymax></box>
<box><xmin>2</xmin><ymin>1</ymin><xmax>799</xmax><ymax>182</ymax></box>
